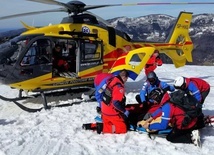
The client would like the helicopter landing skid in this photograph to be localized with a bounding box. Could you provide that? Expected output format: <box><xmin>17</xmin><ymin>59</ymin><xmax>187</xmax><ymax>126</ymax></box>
<box><xmin>0</xmin><ymin>95</ymin><xmax>36</xmax><ymax>102</ymax></box>
<box><xmin>0</xmin><ymin>94</ymin><xmax>43</xmax><ymax>112</ymax></box>
<box><xmin>0</xmin><ymin>88</ymin><xmax>95</xmax><ymax>113</ymax></box>
<box><xmin>0</xmin><ymin>93</ymin><xmax>94</xmax><ymax>113</ymax></box>
<box><xmin>13</xmin><ymin>98</ymin><xmax>94</xmax><ymax>113</ymax></box>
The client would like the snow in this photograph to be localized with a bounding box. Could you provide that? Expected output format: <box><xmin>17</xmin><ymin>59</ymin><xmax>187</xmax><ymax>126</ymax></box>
<box><xmin>0</xmin><ymin>64</ymin><xmax>214</xmax><ymax>155</ymax></box>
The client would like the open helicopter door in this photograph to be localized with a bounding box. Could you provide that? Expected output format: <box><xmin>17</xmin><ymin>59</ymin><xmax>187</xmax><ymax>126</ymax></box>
<box><xmin>76</xmin><ymin>39</ymin><xmax>104</xmax><ymax>77</ymax></box>
<box><xmin>110</xmin><ymin>47</ymin><xmax>156</xmax><ymax>80</ymax></box>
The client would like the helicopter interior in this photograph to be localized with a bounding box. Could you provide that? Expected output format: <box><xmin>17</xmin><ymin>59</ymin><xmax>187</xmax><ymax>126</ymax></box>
<box><xmin>3</xmin><ymin>35</ymin><xmax>103</xmax><ymax>80</ymax></box>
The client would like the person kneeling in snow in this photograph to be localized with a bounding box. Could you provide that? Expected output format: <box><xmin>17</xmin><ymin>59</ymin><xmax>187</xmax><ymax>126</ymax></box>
<box><xmin>138</xmin><ymin>89</ymin><xmax>201</xmax><ymax>145</ymax></box>
<box><xmin>82</xmin><ymin>69</ymin><xmax>130</xmax><ymax>134</ymax></box>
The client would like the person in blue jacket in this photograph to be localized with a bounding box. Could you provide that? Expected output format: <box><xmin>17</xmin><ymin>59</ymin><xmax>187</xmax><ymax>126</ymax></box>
<box><xmin>135</xmin><ymin>71</ymin><xmax>174</xmax><ymax>107</ymax></box>
<box><xmin>139</xmin><ymin>90</ymin><xmax>200</xmax><ymax>145</ymax></box>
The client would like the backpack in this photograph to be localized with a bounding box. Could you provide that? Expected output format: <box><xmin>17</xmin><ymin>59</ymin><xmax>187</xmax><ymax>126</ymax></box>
<box><xmin>102</xmin><ymin>80</ymin><xmax>122</xmax><ymax>105</ymax></box>
<box><xmin>169</xmin><ymin>90</ymin><xmax>202</xmax><ymax>127</ymax></box>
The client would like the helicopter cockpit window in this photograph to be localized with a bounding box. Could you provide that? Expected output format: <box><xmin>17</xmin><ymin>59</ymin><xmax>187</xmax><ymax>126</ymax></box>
<box><xmin>21</xmin><ymin>46</ymin><xmax>37</xmax><ymax>65</ymax></box>
<box><xmin>21</xmin><ymin>39</ymin><xmax>51</xmax><ymax>66</ymax></box>
<box><xmin>0</xmin><ymin>36</ymin><xmax>34</xmax><ymax>65</ymax></box>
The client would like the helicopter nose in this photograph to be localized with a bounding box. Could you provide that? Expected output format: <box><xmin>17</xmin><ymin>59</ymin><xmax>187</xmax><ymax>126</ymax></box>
<box><xmin>0</xmin><ymin>41</ymin><xmax>18</xmax><ymax>84</ymax></box>
<box><xmin>0</xmin><ymin>41</ymin><xmax>18</xmax><ymax>64</ymax></box>
<box><xmin>0</xmin><ymin>64</ymin><xmax>7</xmax><ymax>83</ymax></box>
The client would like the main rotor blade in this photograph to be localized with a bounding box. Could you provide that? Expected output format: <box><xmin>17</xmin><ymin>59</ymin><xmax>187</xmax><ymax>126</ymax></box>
<box><xmin>1</xmin><ymin>1</ymin><xmax>214</xmax><ymax>20</ymax></box>
<box><xmin>83</xmin><ymin>4</ymin><xmax>120</xmax><ymax>11</ymax></box>
<box><xmin>27</xmin><ymin>0</ymin><xmax>63</xmax><ymax>6</ymax></box>
<box><xmin>0</xmin><ymin>8</ymin><xmax>66</xmax><ymax>20</ymax></box>
<box><xmin>115</xmin><ymin>2</ymin><xmax>214</xmax><ymax>6</ymax></box>
<box><xmin>27</xmin><ymin>0</ymin><xmax>119</xmax><ymax>11</ymax></box>
<box><xmin>27</xmin><ymin>0</ymin><xmax>72</xmax><ymax>11</ymax></box>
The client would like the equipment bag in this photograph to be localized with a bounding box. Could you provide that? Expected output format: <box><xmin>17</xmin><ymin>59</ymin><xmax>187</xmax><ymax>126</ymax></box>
<box><xmin>169</xmin><ymin>90</ymin><xmax>202</xmax><ymax>127</ymax></box>
<box><xmin>102</xmin><ymin>82</ymin><xmax>121</xmax><ymax>105</ymax></box>
<box><xmin>102</xmin><ymin>87</ymin><xmax>112</xmax><ymax>105</ymax></box>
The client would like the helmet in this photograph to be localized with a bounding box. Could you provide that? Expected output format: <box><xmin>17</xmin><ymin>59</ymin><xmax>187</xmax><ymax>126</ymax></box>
<box><xmin>149</xmin><ymin>88</ymin><xmax>163</xmax><ymax>103</ymax></box>
<box><xmin>174</xmin><ymin>76</ymin><xmax>186</xmax><ymax>89</ymax></box>
<box><xmin>147</xmin><ymin>71</ymin><xmax>157</xmax><ymax>85</ymax></box>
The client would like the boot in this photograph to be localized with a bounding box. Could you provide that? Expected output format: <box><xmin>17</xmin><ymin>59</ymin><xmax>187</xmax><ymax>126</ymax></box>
<box><xmin>96</xmin><ymin>123</ymin><xmax>103</xmax><ymax>134</ymax></box>
<box><xmin>82</xmin><ymin>123</ymin><xmax>97</xmax><ymax>130</ymax></box>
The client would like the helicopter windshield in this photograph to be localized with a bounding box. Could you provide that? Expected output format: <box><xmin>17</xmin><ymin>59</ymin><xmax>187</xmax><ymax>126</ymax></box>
<box><xmin>0</xmin><ymin>35</ymin><xmax>38</xmax><ymax>65</ymax></box>
<box><xmin>20</xmin><ymin>38</ymin><xmax>52</xmax><ymax>66</ymax></box>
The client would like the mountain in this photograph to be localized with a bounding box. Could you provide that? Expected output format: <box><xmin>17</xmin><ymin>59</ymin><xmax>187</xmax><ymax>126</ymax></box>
<box><xmin>107</xmin><ymin>13</ymin><xmax>214</xmax><ymax>65</ymax></box>
<box><xmin>0</xmin><ymin>28</ymin><xmax>25</xmax><ymax>42</ymax></box>
<box><xmin>0</xmin><ymin>13</ymin><xmax>213</xmax><ymax>65</ymax></box>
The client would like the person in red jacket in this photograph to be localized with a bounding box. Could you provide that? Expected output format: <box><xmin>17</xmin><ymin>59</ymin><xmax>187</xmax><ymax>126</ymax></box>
<box><xmin>144</xmin><ymin>50</ymin><xmax>163</xmax><ymax>76</ymax></box>
<box><xmin>52</xmin><ymin>44</ymin><xmax>70</xmax><ymax>73</ymax></box>
<box><xmin>174</xmin><ymin>76</ymin><xmax>210</xmax><ymax>104</ymax></box>
<box><xmin>94</xmin><ymin>73</ymin><xmax>114</xmax><ymax>114</ymax></box>
<box><xmin>82</xmin><ymin>69</ymin><xmax>129</xmax><ymax>134</ymax></box>
<box><xmin>174</xmin><ymin>76</ymin><xmax>210</xmax><ymax>130</ymax></box>
<box><xmin>100</xmin><ymin>69</ymin><xmax>129</xmax><ymax>134</ymax></box>
<box><xmin>139</xmin><ymin>90</ymin><xmax>200</xmax><ymax>145</ymax></box>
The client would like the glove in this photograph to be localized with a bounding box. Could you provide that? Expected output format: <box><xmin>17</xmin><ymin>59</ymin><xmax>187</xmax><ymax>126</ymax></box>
<box><xmin>122</xmin><ymin>110</ymin><xmax>129</xmax><ymax>124</ymax></box>
<box><xmin>137</xmin><ymin>120</ymin><xmax>146</xmax><ymax>127</ymax></box>
<box><xmin>96</xmin><ymin>106</ymin><xmax>101</xmax><ymax>114</ymax></box>
<box><xmin>124</xmin><ymin>110</ymin><xmax>129</xmax><ymax>117</ymax></box>
<box><xmin>142</xmin><ymin>101</ymin><xmax>147</xmax><ymax>105</ymax></box>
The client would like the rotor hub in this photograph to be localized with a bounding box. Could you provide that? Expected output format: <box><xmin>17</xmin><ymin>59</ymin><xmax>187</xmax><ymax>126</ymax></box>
<box><xmin>67</xmin><ymin>1</ymin><xmax>86</xmax><ymax>14</ymax></box>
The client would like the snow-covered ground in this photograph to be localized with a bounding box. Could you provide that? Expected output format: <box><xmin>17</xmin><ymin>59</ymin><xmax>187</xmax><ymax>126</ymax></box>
<box><xmin>0</xmin><ymin>64</ymin><xmax>213</xmax><ymax>155</ymax></box>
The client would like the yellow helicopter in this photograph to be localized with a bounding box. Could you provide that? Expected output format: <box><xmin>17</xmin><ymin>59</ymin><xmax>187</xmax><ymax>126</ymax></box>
<box><xmin>0</xmin><ymin>0</ymin><xmax>203</xmax><ymax>110</ymax></box>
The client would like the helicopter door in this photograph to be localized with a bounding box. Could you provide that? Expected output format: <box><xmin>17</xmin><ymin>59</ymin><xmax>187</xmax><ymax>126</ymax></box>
<box><xmin>77</xmin><ymin>40</ymin><xmax>103</xmax><ymax>76</ymax></box>
<box><xmin>110</xmin><ymin>47</ymin><xmax>156</xmax><ymax>80</ymax></box>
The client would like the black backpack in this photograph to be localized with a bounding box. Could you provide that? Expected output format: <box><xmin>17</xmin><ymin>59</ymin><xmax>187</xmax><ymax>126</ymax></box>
<box><xmin>102</xmin><ymin>81</ymin><xmax>122</xmax><ymax>105</ymax></box>
<box><xmin>169</xmin><ymin>90</ymin><xmax>202</xmax><ymax>127</ymax></box>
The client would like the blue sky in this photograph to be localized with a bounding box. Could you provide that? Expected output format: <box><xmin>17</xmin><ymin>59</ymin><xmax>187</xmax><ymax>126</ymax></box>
<box><xmin>0</xmin><ymin>0</ymin><xmax>214</xmax><ymax>29</ymax></box>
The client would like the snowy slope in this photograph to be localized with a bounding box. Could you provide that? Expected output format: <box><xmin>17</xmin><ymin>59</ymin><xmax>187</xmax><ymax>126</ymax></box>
<box><xmin>0</xmin><ymin>64</ymin><xmax>214</xmax><ymax>155</ymax></box>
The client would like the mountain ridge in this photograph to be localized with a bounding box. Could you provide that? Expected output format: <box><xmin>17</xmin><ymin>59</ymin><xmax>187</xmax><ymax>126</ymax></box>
<box><xmin>0</xmin><ymin>13</ymin><xmax>213</xmax><ymax>65</ymax></box>
<box><xmin>107</xmin><ymin>13</ymin><xmax>214</xmax><ymax>65</ymax></box>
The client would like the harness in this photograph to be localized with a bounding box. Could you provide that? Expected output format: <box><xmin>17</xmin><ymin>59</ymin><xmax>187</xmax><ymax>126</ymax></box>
<box><xmin>102</xmin><ymin>78</ymin><xmax>122</xmax><ymax>105</ymax></box>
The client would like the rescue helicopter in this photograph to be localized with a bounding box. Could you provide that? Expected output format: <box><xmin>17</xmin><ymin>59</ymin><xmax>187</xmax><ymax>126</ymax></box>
<box><xmin>0</xmin><ymin>0</ymin><xmax>206</xmax><ymax>111</ymax></box>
